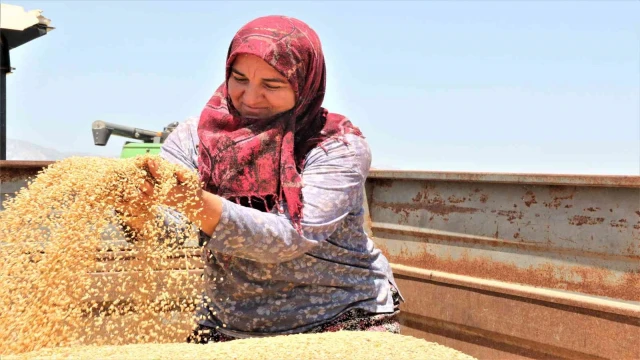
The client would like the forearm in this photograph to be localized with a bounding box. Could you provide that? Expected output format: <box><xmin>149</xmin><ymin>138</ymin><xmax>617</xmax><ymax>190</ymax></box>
<box><xmin>186</xmin><ymin>190</ymin><xmax>223</xmax><ymax>237</ymax></box>
<box><xmin>115</xmin><ymin>187</ymin><xmax>221</xmax><ymax>243</ymax></box>
<box><xmin>202</xmin><ymin>199</ymin><xmax>321</xmax><ymax>263</ymax></box>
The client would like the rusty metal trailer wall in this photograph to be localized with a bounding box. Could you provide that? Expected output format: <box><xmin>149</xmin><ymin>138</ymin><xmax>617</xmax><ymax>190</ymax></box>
<box><xmin>2</xmin><ymin>161</ymin><xmax>639</xmax><ymax>359</ymax></box>
<box><xmin>365</xmin><ymin>169</ymin><xmax>640</xmax><ymax>360</ymax></box>
<box><xmin>0</xmin><ymin>161</ymin><xmax>53</xmax><ymax>210</ymax></box>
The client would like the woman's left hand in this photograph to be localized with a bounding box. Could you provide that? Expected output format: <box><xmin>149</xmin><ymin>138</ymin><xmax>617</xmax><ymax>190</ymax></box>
<box><xmin>144</xmin><ymin>158</ymin><xmax>223</xmax><ymax>236</ymax></box>
<box><xmin>143</xmin><ymin>159</ymin><xmax>199</xmax><ymax>209</ymax></box>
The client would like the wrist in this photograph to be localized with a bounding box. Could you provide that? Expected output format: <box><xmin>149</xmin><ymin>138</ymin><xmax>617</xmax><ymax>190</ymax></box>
<box><xmin>188</xmin><ymin>190</ymin><xmax>222</xmax><ymax>237</ymax></box>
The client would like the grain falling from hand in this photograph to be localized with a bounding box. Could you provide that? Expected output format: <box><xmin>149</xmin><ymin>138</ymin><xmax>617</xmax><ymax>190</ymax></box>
<box><xmin>0</xmin><ymin>155</ymin><xmax>204</xmax><ymax>355</ymax></box>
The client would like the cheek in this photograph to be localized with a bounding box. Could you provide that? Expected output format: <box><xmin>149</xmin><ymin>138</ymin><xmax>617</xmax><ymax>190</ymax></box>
<box><xmin>227</xmin><ymin>81</ymin><xmax>242</xmax><ymax>106</ymax></box>
<box><xmin>285</xmin><ymin>90</ymin><xmax>296</xmax><ymax>109</ymax></box>
<box><xmin>270</xmin><ymin>90</ymin><xmax>296</xmax><ymax>112</ymax></box>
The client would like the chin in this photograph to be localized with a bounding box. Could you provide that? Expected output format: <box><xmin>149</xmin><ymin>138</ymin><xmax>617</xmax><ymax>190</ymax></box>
<box><xmin>242</xmin><ymin>113</ymin><xmax>274</xmax><ymax>120</ymax></box>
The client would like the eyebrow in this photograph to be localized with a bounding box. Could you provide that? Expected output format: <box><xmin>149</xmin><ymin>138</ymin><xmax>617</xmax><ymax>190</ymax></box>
<box><xmin>231</xmin><ymin>68</ymin><xmax>288</xmax><ymax>84</ymax></box>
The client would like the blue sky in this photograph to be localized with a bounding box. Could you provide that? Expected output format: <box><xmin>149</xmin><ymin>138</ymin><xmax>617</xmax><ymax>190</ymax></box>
<box><xmin>5</xmin><ymin>1</ymin><xmax>639</xmax><ymax>174</ymax></box>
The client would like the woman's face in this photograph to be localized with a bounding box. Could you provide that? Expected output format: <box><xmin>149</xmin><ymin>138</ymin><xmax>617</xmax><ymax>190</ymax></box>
<box><xmin>228</xmin><ymin>54</ymin><xmax>296</xmax><ymax>119</ymax></box>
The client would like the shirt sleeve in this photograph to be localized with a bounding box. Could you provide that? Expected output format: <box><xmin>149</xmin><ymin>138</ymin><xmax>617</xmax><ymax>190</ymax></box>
<box><xmin>159</xmin><ymin>117</ymin><xmax>199</xmax><ymax>171</ymax></box>
<box><xmin>201</xmin><ymin>134</ymin><xmax>371</xmax><ymax>264</ymax></box>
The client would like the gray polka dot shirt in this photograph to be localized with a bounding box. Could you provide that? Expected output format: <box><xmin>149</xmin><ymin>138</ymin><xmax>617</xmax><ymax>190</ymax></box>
<box><xmin>159</xmin><ymin>117</ymin><xmax>401</xmax><ymax>338</ymax></box>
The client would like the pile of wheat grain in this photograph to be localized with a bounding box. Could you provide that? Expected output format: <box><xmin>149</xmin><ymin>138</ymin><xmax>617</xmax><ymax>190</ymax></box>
<box><xmin>0</xmin><ymin>155</ymin><xmax>204</xmax><ymax>356</ymax></box>
<box><xmin>4</xmin><ymin>330</ymin><xmax>477</xmax><ymax>360</ymax></box>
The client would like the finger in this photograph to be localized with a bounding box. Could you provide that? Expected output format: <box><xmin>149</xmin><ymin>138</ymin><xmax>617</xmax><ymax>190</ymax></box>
<box><xmin>147</xmin><ymin>159</ymin><xmax>160</xmax><ymax>180</ymax></box>
<box><xmin>176</xmin><ymin>170</ymin><xmax>188</xmax><ymax>185</ymax></box>
<box><xmin>140</xmin><ymin>180</ymin><xmax>154</xmax><ymax>197</ymax></box>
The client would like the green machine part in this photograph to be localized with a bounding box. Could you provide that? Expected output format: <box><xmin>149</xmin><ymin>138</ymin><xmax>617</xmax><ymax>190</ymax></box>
<box><xmin>120</xmin><ymin>142</ymin><xmax>163</xmax><ymax>159</ymax></box>
<box><xmin>92</xmin><ymin>120</ymin><xmax>179</xmax><ymax>158</ymax></box>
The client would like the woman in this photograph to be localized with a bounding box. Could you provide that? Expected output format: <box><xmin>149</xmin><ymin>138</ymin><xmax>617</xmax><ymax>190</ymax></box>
<box><xmin>148</xmin><ymin>15</ymin><xmax>403</xmax><ymax>343</ymax></box>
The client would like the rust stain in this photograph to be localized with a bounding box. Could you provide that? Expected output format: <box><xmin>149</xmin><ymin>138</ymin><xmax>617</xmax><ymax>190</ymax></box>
<box><xmin>634</xmin><ymin>224</ymin><xmax>640</xmax><ymax>230</ymax></box>
<box><xmin>378</xmin><ymin>200</ymin><xmax>480</xmax><ymax>217</ymax></box>
<box><xmin>523</xmin><ymin>191</ymin><xmax>537</xmax><ymax>207</ymax></box>
<box><xmin>388</xmin><ymin>189</ymin><xmax>482</xmax><ymax>217</ymax></box>
<box><xmin>635</xmin><ymin>211</ymin><xmax>640</xmax><ymax>217</ymax></box>
<box><xmin>569</xmin><ymin>216</ymin><xmax>605</xmax><ymax>226</ymax></box>
<box><xmin>609</xmin><ymin>220</ymin><xmax>628</xmax><ymax>229</ymax></box>
<box><xmin>479</xmin><ymin>194</ymin><xmax>489</xmax><ymax>203</ymax></box>
<box><xmin>513</xmin><ymin>232</ymin><xmax>520</xmax><ymax>239</ymax></box>
<box><xmin>496</xmin><ymin>210</ymin><xmax>524</xmax><ymax>223</ymax></box>
<box><xmin>395</xmin><ymin>208</ymin><xmax>411</xmax><ymax>224</ymax></box>
<box><xmin>377</xmin><ymin>244</ymin><xmax>640</xmax><ymax>302</ymax></box>
<box><xmin>543</xmin><ymin>187</ymin><xmax>575</xmax><ymax>209</ymax></box>
<box><xmin>447</xmin><ymin>195</ymin><xmax>466</xmax><ymax>204</ymax></box>
<box><xmin>544</xmin><ymin>195</ymin><xmax>575</xmax><ymax>209</ymax></box>
<box><xmin>411</xmin><ymin>185</ymin><xmax>436</xmax><ymax>202</ymax></box>
<box><xmin>584</xmin><ymin>207</ymin><xmax>600</xmax><ymax>212</ymax></box>
<box><xmin>564</xmin><ymin>205</ymin><xmax>573</xmax><ymax>209</ymax></box>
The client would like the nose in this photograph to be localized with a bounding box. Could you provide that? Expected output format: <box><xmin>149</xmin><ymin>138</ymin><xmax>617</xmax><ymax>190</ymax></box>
<box><xmin>241</xmin><ymin>84</ymin><xmax>263</xmax><ymax>107</ymax></box>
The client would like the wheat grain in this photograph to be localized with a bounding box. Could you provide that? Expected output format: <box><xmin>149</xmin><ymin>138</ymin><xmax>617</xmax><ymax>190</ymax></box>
<box><xmin>4</xmin><ymin>330</ymin><xmax>477</xmax><ymax>360</ymax></box>
<box><xmin>0</xmin><ymin>155</ymin><xmax>476</xmax><ymax>360</ymax></box>
<box><xmin>0</xmin><ymin>155</ymin><xmax>202</xmax><ymax>355</ymax></box>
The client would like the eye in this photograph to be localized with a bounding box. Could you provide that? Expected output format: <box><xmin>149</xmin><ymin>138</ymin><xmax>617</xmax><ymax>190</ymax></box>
<box><xmin>232</xmin><ymin>76</ymin><xmax>248</xmax><ymax>83</ymax></box>
<box><xmin>264</xmin><ymin>83</ymin><xmax>282</xmax><ymax>90</ymax></box>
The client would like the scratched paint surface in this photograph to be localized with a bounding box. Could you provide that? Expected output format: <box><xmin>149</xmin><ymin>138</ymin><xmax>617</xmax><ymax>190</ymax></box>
<box><xmin>367</xmin><ymin>177</ymin><xmax>640</xmax><ymax>302</ymax></box>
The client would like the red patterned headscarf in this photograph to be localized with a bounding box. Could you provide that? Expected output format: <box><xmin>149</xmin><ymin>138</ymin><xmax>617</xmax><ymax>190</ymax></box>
<box><xmin>197</xmin><ymin>15</ymin><xmax>362</xmax><ymax>232</ymax></box>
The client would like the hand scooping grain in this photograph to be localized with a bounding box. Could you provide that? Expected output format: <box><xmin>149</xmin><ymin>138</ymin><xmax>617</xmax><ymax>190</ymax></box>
<box><xmin>0</xmin><ymin>155</ymin><xmax>205</xmax><ymax>356</ymax></box>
